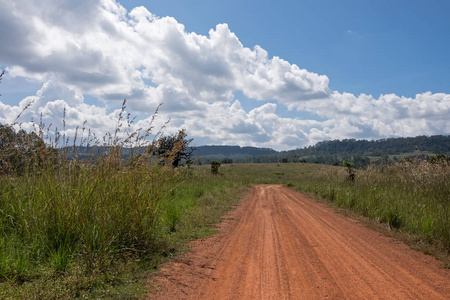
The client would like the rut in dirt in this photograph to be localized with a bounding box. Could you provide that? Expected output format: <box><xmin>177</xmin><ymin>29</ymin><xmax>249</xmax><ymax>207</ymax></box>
<box><xmin>150</xmin><ymin>185</ymin><xmax>450</xmax><ymax>299</ymax></box>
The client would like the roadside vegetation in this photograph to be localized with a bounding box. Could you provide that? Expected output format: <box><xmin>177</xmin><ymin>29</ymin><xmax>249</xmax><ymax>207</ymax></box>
<box><xmin>0</xmin><ymin>97</ymin><xmax>247</xmax><ymax>298</ymax></box>
<box><xmin>0</xmin><ymin>155</ymin><xmax>245</xmax><ymax>298</ymax></box>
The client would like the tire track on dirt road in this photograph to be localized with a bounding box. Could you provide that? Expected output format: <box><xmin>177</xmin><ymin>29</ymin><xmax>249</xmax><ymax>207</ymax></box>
<box><xmin>150</xmin><ymin>185</ymin><xmax>450</xmax><ymax>299</ymax></box>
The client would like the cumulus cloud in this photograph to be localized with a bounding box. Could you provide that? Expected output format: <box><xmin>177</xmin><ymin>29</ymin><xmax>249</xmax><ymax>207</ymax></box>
<box><xmin>298</xmin><ymin>91</ymin><xmax>450</xmax><ymax>142</ymax></box>
<box><xmin>0</xmin><ymin>81</ymin><xmax>126</xmax><ymax>139</ymax></box>
<box><xmin>0</xmin><ymin>0</ymin><xmax>449</xmax><ymax>150</ymax></box>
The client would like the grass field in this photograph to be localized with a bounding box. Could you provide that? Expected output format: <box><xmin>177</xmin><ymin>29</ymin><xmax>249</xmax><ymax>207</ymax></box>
<box><xmin>1</xmin><ymin>159</ymin><xmax>449</xmax><ymax>298</ymax></box>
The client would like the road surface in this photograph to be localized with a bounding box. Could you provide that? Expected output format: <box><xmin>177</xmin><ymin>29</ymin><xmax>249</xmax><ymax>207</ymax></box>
<box><xmin>150</xmin><ymin>185</ymin><xmax>449</xmax><ymax>299</ymax></box>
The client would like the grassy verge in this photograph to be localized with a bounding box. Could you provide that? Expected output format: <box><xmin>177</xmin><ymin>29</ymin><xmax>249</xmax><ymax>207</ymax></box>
<box><xmin>0</xmin><ymin>160</ymin><xmax>249</xmax><ymax>299</ymax></box>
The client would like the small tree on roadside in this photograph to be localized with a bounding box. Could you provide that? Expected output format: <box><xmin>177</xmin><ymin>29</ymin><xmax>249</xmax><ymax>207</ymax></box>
<box><xmin>0</xmin><ymin>124</ymin><xmax>60</xmax><ymax>175</ymax></box>
<box><xmin>211</xmin><ymin>161</ymin><xmax>221</xmax><ymax>174</ymax></box>
<box><xmin>149</xmin><ymin>129</ymin><xmax>194</xmax><ymax>168</ymax></box>
<box><xmin>0</xmin><ymin>70</ymin><xmax>59</xmax><ymax>174</ymax></box>
<box><xmin>343</xmin><ymin>160</ymin><xmax>355</xmax><ymax>182</ymax></box>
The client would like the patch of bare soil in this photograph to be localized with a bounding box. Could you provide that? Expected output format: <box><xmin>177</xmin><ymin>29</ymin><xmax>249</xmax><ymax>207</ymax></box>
<box><xmin>148</xmin><ymin>185</ymin><xmax>449</xmax><ymax>299</ymax></box>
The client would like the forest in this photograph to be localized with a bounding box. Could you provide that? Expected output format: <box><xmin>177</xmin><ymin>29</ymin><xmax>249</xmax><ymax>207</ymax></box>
<box><xmin>192</xmin><ymin>135</ymin><xmax>450</xmax><ymax>167</ymax></box>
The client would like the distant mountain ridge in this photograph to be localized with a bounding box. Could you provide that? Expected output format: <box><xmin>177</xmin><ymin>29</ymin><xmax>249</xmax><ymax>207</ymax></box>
<box><xmin>191</xmin><ymin>135</ymin><xmax>450</xmax><ymax>166</ymax></box>
<box><xmin>193</xmin><ymin>135</ymin><xmax>449</xmax><ymax>158</ymax></box>
<box><xmin>285</xmin><ymin>135</ymin><xmax>450</xmax><ymax>157</ymax></box>
<box><xmin>191</xmin><ymin>145</ymin><xmax>277</xmax><ymax>157</ymax></box>
<box><xmin>62</xmin><ymin>135</ymin><xmax>449</xmax><ymax>167</ymax></box>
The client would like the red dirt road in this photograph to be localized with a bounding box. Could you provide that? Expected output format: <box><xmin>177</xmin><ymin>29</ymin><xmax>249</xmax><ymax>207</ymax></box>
<box><xmin>150</xmin><ymin>185</ymin><xmax>450</xmax><ymax>299</ymax></box>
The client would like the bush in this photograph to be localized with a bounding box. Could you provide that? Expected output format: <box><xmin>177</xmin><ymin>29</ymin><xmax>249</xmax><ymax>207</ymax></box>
<box><xmin>210</xmin><ymin>161</ymin><xmax>221</xmax><ymax>174</ymax></box>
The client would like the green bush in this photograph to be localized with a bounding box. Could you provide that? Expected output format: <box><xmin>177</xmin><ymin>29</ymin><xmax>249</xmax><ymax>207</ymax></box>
<box><xmin>211</xmin><ymin>161</ymin><xmax>221</xmax><ymax>174</ymax></box>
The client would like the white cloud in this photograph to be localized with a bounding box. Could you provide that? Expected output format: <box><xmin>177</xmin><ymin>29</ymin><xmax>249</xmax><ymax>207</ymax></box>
<box><xmin>298</xmin><ymin>91</ymin><xmax>450</xmax><ymax>142</ymax></box>
<box><xmin>0</xmin><ymin>0</ymin><xmax>449</xmax><ymax>150</ymax></box>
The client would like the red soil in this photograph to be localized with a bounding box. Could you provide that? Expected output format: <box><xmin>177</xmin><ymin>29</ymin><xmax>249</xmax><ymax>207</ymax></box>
<box><xmin>149</xmin><ymin>185</ymin><xmax>449</xmax><ymax>299</ymax></box>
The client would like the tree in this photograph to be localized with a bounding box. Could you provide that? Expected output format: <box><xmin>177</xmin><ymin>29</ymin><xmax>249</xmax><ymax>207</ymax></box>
<box><xmin>343</xmin><ymin>160</ymin><xmax>355</xmax><ymax>182</ymax></box>
<box><xmin>0</xmin><ymin>124</ymin><xmax>59</xmax><ymax>175</ymax></box>
<box><xmin>0</xmin><ymin>71</ymin><xmax>60</xmax><ymax>174</ymax></box>
<box><xmin>210</xmin><ymin>161</ymin><xmax>221</xmax><ymax>174</ymax></box>
<box><xmin>149</xmin><ymin>129</ymin><xmax>194</xmax><ymax>168</ymax></box>
<box><xmin>221</xmin><ymin>158</ymin><xmax>233</xmax><ymax>164</ymax></box>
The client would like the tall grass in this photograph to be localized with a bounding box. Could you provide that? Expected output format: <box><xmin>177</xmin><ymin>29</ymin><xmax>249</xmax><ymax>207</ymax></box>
<box><xmin>0</xmin><ymin>101</ymin><xmax>250</xmax><ymax>298</ymax></box>
<box><xmin>294</xmin><ymin>160</ymin><xmax>449</xmax><ymax>249</ymax></box>
<box><xmin>0</xmin><ymin>101</ymin><xmax>194</xmax><ymax>298</ymax></box>
<box><xmin>1</xmin><ymin>151</ymin><xmax>177</xmax><ymax>270</ymax></box>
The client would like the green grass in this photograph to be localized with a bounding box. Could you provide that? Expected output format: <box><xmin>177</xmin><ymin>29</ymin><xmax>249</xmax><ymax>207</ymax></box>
<box><xmin>0</xmin><ymin>158</ymin><xmax>249</xmax><ymax>298</ymax></box>
<box><xmin>294</xmin><ymin>161</ymin><xmax>449</xmax><ymax>247</ymax></box>
<box><xmin>0</xmin><ymin>159</ymin><xmax>171</xmax><ymax>296</ymax></box>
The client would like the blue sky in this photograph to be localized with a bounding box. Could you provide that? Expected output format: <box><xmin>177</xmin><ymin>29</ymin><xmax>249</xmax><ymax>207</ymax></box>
<box><xmin>120</xmin><ymin>0</ymin><xmax>450</xmax><ymax>97</ymax></box>
<box><xmin>0</xmin><ymin>0</ymin><xmax>449</xmax><ymax>150</ymax></box>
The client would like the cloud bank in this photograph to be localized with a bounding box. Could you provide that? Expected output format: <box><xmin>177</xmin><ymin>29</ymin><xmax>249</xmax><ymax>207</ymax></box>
<box><xmin>0</xmin><ymin>0</ymin><xmax>448</xmax><ymax>150</ymax></box>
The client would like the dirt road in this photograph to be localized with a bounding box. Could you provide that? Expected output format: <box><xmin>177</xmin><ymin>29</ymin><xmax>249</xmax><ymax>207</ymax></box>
<box><xmin>150</xmin><ymin>185</ymin><xmax>450</xmax><ymax>299</ymax></box>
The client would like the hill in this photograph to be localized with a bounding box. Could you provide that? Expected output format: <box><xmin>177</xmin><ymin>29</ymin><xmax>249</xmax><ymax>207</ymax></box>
<box><xmin>286</xmin><ymin>135</ymin><xmax>450</xmax><ymax>157</ymax></box>
<box><xmin>192</xmin><ymin>145</ymin><xmax>276</xmax><ymax>157</ymax></box>
<box><xmin>60</xmin><ymin>135</ymin><xmax>449</xmax><ymax>167</ymax></box>
<box><xmin>192</xmin><ymin>135</ymin><xmax>450</xmax><ymax>166</ymax></box>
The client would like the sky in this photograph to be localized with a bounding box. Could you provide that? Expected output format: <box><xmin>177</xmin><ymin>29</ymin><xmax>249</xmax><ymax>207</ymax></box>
<box><xmin>0</xmin><ymin>0</ymin><xmax>449</xmax><ymax>150</ymax></box>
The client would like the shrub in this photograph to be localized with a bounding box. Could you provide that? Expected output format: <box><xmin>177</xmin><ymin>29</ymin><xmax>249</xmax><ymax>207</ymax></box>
<box><xmin>210</xmin><ymin>161</ymin><xmax>221</xmax><ymax>174</ymax></box>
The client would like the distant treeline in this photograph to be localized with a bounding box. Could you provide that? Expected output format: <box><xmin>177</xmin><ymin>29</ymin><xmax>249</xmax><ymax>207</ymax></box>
<box><xmin>56</xmin><ymin>135</ymin><xmax>449</xmax><ymax>168</ymax></box>
<box><xmin>192</xmin><ymin>145</ymin><xmax>276</xmax><ymax>156</ymax></box>
<box><xmin>192</xmin><ymin>135</ymin><xmax>450</xmax><ymax>167</ymax></box>
<box><xmin>288</xmin><ymin>135</ymin><xmax>450</xmax><ymax>157</ymax></box>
